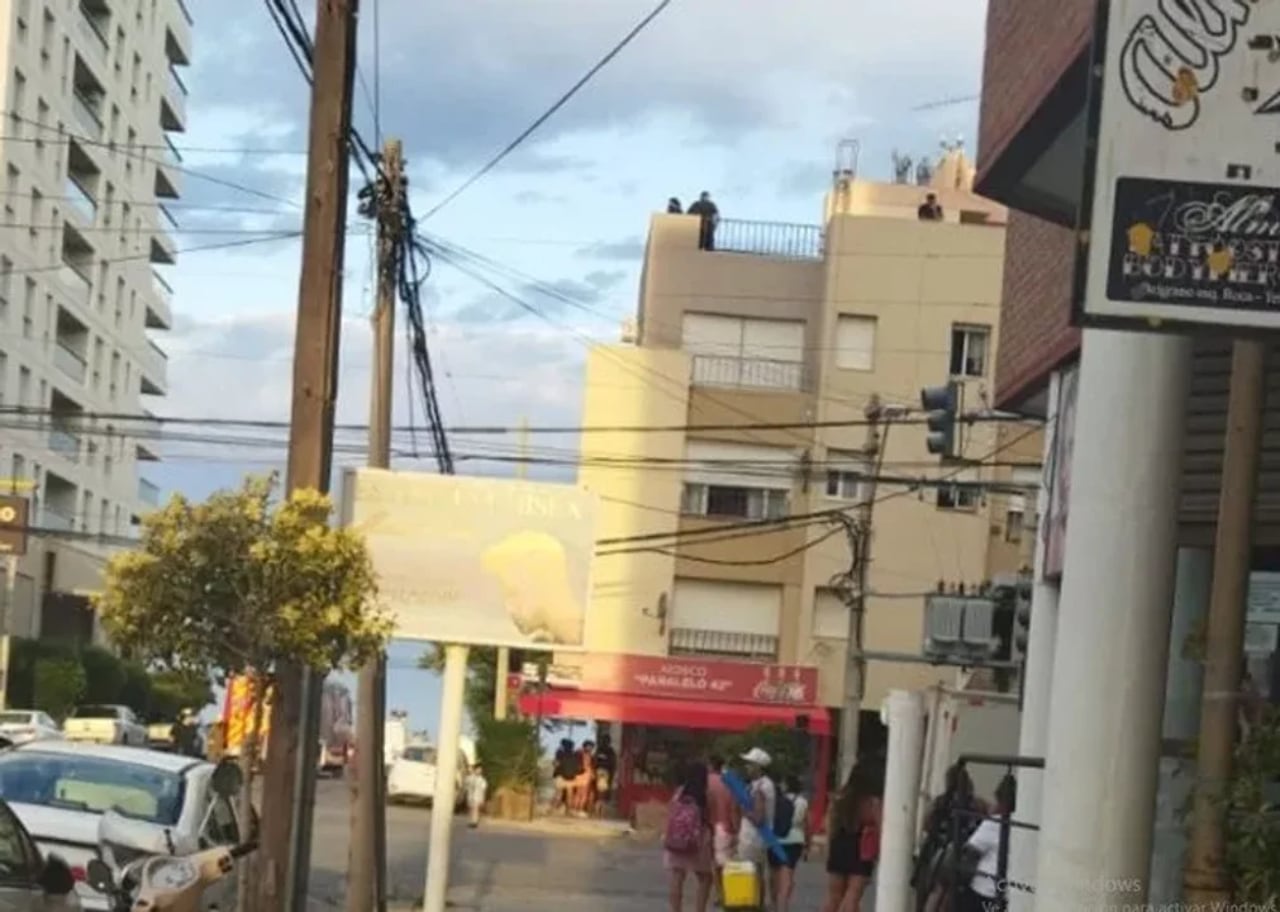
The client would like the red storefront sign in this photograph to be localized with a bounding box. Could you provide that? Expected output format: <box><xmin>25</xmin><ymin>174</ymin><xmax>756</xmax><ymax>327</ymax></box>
<box><xmin>520</xmin><ymin>654</ymin><xmax>818</xmax><ymax>706</ymax></box>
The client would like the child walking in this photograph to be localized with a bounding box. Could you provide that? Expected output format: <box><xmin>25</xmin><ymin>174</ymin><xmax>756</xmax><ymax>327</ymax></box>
<box><xmin>465</xmin><ymin>763</ymin><xmax>488</xmax><ymax>828</ymax></box>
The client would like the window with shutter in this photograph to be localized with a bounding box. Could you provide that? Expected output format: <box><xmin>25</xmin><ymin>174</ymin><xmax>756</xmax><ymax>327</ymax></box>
<box><xmin>834</xmin><ymin>315</ymin><xmax>876</xmax><ymax>371</ymax></box>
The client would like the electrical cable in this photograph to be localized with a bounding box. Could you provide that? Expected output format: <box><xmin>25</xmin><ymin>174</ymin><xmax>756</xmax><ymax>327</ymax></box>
<box><xmin>420</xmin><ymin>0</ymin><xmax>675</xmax><ymax>220</ymax></box>
<box><xmin>1</xmin><ymin>231</ymin><xmax>303</xmax><ymax>278</ymax></box>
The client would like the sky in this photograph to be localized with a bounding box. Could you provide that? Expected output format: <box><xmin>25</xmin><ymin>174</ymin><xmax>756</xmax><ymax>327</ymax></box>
<box><xmin>155</xmin><ymin>0</ymin><xmax>988</xmax><ymax>739</ymax></box>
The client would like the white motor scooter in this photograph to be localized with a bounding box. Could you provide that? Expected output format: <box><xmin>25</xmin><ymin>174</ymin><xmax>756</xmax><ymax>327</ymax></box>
<box><xmin>85</xmin><ymin>842</ymin><xmax>256</xmax><ymax>912</ymax></box>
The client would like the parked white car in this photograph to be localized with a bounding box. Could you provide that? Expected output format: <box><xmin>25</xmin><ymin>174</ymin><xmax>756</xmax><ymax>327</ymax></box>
<box><xmin>0</xmin><ymin>711</ymin><xmax>63</xmax><ymax>746</ymax></box>
<box><xmin>386</xmin><ymin>744</ymin><xmax>466</xmax><ymax>810</ymax></box>
<box><xmin>63</xmin><ymin>705</ymin><xmax>147</xmax><ymax>747</ymax></box>
<box><xmin>0</xmin><ymin>741</ymin><xmax>251</xmax><ymax>911</ymax></box>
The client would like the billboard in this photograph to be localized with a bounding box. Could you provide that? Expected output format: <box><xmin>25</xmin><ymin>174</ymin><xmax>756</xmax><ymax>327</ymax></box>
<box><xmin>342</xmin><ymin>469</ymin><xmax>597</xmax><ymax>649</ymax></box>
<box><xmin>1076</xmin><ymin>0</ymin><xmax>1280</xmax><ymax>330</ymax></box>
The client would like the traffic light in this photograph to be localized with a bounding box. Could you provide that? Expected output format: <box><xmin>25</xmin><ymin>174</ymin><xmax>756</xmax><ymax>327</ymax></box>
<box><xmin>920</xmin><ymin>381</ymin><xmax>961</xmax><ymax>458</ymax></box>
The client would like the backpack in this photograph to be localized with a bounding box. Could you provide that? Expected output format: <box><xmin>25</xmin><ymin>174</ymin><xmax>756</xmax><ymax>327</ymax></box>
<box><xmin>773</xmin><ymin>792</ymin><xmax>796</xmax><ymax>838</ymax></box>
<box><xmin>664</xmin><ymin>794</ymin><xmax>703</xmax><ymax>854</ymax></box>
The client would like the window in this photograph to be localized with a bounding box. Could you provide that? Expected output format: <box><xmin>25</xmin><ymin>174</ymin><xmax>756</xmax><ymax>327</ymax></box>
<box><xmin>937</xmin><ymin>484</ymin><xmax>980</xmax><ymax>510</ymax></box>
<box><xmin>0</xmin><ymin>751</ymin><xmax>185</xmax><ymax>825</ymax></box>
<box><xmin>825</xmin><ymin>451</ymin><xmax>868</xmax><ymax>501</ymax></box>
<box><xmin>0</xmin><ymin>257</ymin><xmax>10</xmax><ymax>323</ymax></box>
<box><xmin>34</xmin><ymin>100</ymin><xmax>49</xmax><ymax>161</ymax></box>
<box><xmin>0</xmin><ymin>801</ymin><xmax>39</xmax><ymax>884</ymax></box>
<box><xmin>21</xmin><ymin>281</ymin><xmax>33</xmax><ymax>339</ymax></box>
<box><xmin>834</xmin><ymin>315</ymin><xmax>876</xmax><ymax>371</ymax></box>
<box><xmin>682</xmin><ymin>312</ymin><xmax>806</xmax><ymax>390</ymax></box>
<box><xmin>681</xmin><ymin>483</ymin><xmax>788</xmax><ymax>520</ymax></box>
<box><xmin>1005</xmin><ymin>508</ymin><xmax>1024</xmax><ymax>543</ymax></box>
<box><xmin>8</xmin><ymin>70</ymin><xmax>26</xmax><ymax>137</ymax></box>
<box><xmin>0</xmin><ymin>352</ymin><xmax>7</xmax><ymax>404</ymax></box>
<box><xmin>4</xmin><ymin>165</ymin><xmax>18</xmax><ymax>225</ymax></box>
<box><xmin>949</xmin><ymin>325</ymin><xmax>990</xmax><ymax>378</ymax></box>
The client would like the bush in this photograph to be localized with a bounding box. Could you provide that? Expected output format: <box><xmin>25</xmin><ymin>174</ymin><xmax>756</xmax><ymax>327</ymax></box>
<box><xmin>1227</xmin><ymin>706</ymin><xmax>1280</xmax><ymax>904</ymax></box>
<box><xmin>475</xmin><ymin>716</ymin><xmax>539</xmax><ymax>791</ymax></box>
<box><xmin>33</xmin><ymin>659</ymin><xmax>86</xmax><ymax>722</ymax></box>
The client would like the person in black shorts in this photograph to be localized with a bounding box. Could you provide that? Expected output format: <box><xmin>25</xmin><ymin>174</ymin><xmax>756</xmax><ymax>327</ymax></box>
<box><xmin>821</xmin><ymin>760</ymin><xmax>884</xmax><ymax>912</ymax></box>
<box><xmin>768</xmin><ymin>774</ymin><xmax>809</xmax><ymax>912</ymax></box>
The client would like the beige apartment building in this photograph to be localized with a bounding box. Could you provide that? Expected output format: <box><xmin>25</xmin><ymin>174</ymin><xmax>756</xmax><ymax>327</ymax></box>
<box><xmin>0</xmin><ymin>0</ymin><xmax>190</xmax><ymax>641</ymax></box>
<box><xmin>573</xmin><ymin>151</ymin><xmax>1042</xmax><ymax>738</ymax></box>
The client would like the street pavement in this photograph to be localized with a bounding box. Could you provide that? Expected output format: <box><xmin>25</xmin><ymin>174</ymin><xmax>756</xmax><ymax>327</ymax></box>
<box><xmin>305</xmin><ymin>779</ymin><xmax>853</xmax><ymax>911</ymax></box>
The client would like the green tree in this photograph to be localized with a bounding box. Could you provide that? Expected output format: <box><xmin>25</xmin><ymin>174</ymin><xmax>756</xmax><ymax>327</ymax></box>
<box><xmin>1226</xmin><ymin>706</ymin><xmax>1280</xmax><ymax>905</ymax></box>
<box><xmin>710</xmin><ymin>724</ymin><xmax>808</xmax><ymax>783</ymax></box>
<box><xmin>80</xmin><ymin>645</ymin><xmax>127</xmax><ymax>703</ymax></box>
<box><xmin>147</xmin><ymin>669</ymin><xmax>213</xmax><ymax>723</ymax></box>
<box><xmin>33</xmin><ymin>658</ymin><xmax>86</xmax><ymax>722</ymax></box>
<box><xmin>94</xmin><ymin>474</ymin><xmax>391</xmax><ymax>909</ymax></box>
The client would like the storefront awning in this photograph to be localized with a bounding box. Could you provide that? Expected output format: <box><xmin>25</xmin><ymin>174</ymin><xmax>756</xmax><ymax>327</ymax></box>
<box><xmin>518</xmin><ymin>689</ymin><xmax>831</xmax><ymax>735</ymax></box>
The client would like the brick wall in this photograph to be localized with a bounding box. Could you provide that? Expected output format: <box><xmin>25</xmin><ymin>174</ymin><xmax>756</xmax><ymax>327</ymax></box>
<box><xmin>978</xmin><ymin>0</ymin><xmax>1093</xmax><ymax>179</ymax></box>
<box><xmin>994</xmin><ymin>210</ymin><xmax>1081</xmax><ymax>409</ymax></box>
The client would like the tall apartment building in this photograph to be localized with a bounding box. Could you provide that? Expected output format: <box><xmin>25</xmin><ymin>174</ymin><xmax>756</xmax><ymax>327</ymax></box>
<box><xmin>569</xmin><ymin>149</ymin><xmax>1042</xmax><ymax>751</ymax></box>
<box><xmin>0</xmin><ymin>0</ymin><xmax>189</xmax><ymax>640</ymax></box>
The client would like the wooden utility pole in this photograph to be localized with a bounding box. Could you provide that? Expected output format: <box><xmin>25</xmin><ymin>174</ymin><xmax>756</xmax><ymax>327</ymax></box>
<box><xmin>837</xmin><ymin>396</ymin><xmax>883</xmax><ymax>782</ymax></box>
<box><xmin>348</xmin><ymin>137</ymin><xmax>403</xmax><ymax>912</ymax></box>
<box><xmin>1183</xmin><ymin>339</ymin><xmax>1267</xmax><ymax>904</ymax></box>
<box><xmin>259</xmin><ymin>1</ymin><xmax>360</xmax><ymax>910</ymax></box>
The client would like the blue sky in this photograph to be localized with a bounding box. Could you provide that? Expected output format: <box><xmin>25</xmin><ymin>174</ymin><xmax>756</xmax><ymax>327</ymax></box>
<box><xmin>155</xmin><ymin>0</ymin><xmax>987</xmax><ymax>737</ymax></box>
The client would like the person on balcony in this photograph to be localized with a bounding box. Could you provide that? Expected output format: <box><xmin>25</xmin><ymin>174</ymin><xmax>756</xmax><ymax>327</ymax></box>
<box><xmin>667</xmin><ymin>197</ymin><xmax>683</xmax><ymax>213</ymax></box>
<box><xmin>917</xmin><ymin>192</ymin><xmax>944</xmax><ymax>221</ymax></box>
<box><xmin>688</xmin><ymin>191</ymin><xmax>720</xmax><ymax>250</ymax></box>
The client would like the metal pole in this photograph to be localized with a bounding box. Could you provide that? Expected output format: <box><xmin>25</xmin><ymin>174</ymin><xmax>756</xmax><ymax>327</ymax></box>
<box><xmin>1183</xmin><ymin>338</ymin><xmax>1266</xmax><ymax>905</ymax></box>
<box><xmin>873</xmin><ymin>689</ymin><xmax>924</xmax><ymax>912</ymax></box>
<box><xmin>0</xmin><ymin>555</ymin><xmax>15</xmax><ymax>710</ymax></box>
<box><xmin>349</xmin><ymin>137</ymin><xmax>402</xmax><ymax>912</ymax></box>
<box><xmin>423</xmin><ymin>644</ymin><xmax>469</xmax><ymax>912</ymax></box>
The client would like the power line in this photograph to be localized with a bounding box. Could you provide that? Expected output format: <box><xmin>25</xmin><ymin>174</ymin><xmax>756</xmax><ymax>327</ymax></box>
<box><xmin>0</xmin><ymin>231</ymin><xmax>303</xmax><ymax>278</ymax></box>
<box><xmin>420</xmin><ymin>0</ymin><xmax>675</xmax><ymax>220</ymax></box>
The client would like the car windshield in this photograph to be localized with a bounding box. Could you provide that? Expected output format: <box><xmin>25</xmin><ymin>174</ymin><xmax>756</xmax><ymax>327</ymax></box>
<box><xmin>0</xmin><ymin>752</ymin><xmax>185</xmax><ymax>825</ymax></box>
<box><xmin>0</xmin><ymin>713</ymin><xmax>33</xmax><ymax>725</ymax></box>
<box><xmin>403</xmin><ymin>747</ymin><xmax>436</xmax><ymax>764</ymax></box>
<box><xmin>71</xmin><ymin>706</ymin><xmax>118</xmax><ymax>719</ymax></box>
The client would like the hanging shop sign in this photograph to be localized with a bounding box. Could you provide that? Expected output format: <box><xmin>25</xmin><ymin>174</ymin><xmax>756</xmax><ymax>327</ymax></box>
<box><xmin>1076</xmin><ymin>0</ymin><xmax>1280</xmax><ymax>331</ymax></box>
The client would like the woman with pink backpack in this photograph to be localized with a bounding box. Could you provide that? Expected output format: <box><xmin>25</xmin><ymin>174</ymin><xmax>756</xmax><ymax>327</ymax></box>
<box><xmin>664</xmin><ymin>761</ymin><xmax>715</xmax><ymax>912</ymax></box>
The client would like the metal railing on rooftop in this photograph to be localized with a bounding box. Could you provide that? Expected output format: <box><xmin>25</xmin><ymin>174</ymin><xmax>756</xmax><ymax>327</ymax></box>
<box><xmin>72</xmin><ymin>93</ymin><xmax>102</xmax><ymax>140</ymax></box>
<box><xmin>709</xmin><ymin>218</ymin><xmax>824</xmax><ymax>260</ymax></box>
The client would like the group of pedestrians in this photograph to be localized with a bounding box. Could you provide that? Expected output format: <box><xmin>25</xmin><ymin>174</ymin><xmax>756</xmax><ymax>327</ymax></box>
<box><xmin>911</xmin><ymin>762</ymin><xmax>1018</xmax><ymax>912</ymax></box>
<box><xmin>552</xmin><ymin>734</ymin><xmax>617</xmax><ymax>818</ymax></box>
<box><xmin>661</xmin><ymin>747</ymin><xmax>885</xmax><ymax>912</ymax></box>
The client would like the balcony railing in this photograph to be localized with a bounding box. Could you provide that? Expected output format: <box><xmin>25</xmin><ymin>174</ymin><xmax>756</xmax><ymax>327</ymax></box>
<box><xmin>163</xmin><ymin>134</ymin><xmax>184</xmax><ymax>165</ymax></box>
<box><xmin>159</xmin><ymin>204</ymin><xmax>179</xmax><ymax>231</ymax></box>
<box><xmin>668</xmin><ymin>628</ymin><xmax>779</xmax><ymax>662</ymax></box>
<box><xmin>153</xmin><ymin>270</ymin><xmax>174</xmax><ymax>303</ymax></box>
<box><xmin>690</xmin><ymin>354</ymin><xmax>809</xmax><ymax>392</ymax></box>
<box><xmin>76</xmin><ymin>10</ymin><xmax>109</xmax><ymax>58</ymax></box>
<box><xmin>710</xmin><ymin>218</ymin><xmax>824</xmax><ymax>260</ymax></box>
<box><xmin>59</xmin><ymin>264</ymin><xmax>92</xmax><ymax>306</ymax></box>
<box><xmin>54</xmin><ymin>342</ymin><xmax>88</xmax><ymax>383</ymax></box>
<box><xmin>42</xmin><ymin>504</ymin><xmax>75</xmax><ymax>531</ymax></box>
<box><xmin>139</xmin><ymin>478</ymin><xmax>160</xmax><ymax>507</ymax></box>
<box><xmin>148</xmin><ymin>338</ymin><xmax>169</xmax><ymax>363</ymax></box>
<box><xmin>167</xmin><ymin>66</ymin><xmax>188</xmax><ymax>100</ymax></box>
<box><xmin>71</xmin><ymin>93</ymin><xmax>102</xmax><ymax>139</ymax></box>
<box><xmin>65</xmin><ymin>176</ymin><xmax>97</xmax><ymax>222</ymax></box>
<box><xmin>175</xmin><ymin>0</ymin><xmax>193</xmax><ymax>25</ymax></box>
<box><xmin>49</xmin><ymin>426</ymin><xmax>80</xmax><ymax>462</ymax></box>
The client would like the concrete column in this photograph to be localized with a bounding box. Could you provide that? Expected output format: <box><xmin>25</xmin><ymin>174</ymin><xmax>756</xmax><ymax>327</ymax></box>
<box><xmin>1033</xmin><ymin>329</ymin><xmax>1192</xmax><ymax>910</ymax></box>
<box><xmin>875</xmin><ymin>690</ymin><xmax>925</xmax><ymax>912</ymax></box>
<box><xmin>1008</xmin><ymin>373</ymin><xmax>1062</xmax><ymax>912</ymax></box>
<box><xmin>1148</xmin><ymin>547</ymin><xmax>1211</xmax><ymax>905</ymax></box>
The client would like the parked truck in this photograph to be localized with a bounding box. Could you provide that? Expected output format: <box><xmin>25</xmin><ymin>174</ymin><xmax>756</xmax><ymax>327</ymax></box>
<box><xmin>220</xmin><ymin>674</ymin><xmax>352</xmax><ymax>775</ymax></box>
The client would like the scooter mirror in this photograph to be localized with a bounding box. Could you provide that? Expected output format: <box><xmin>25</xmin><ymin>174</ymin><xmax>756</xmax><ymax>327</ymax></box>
<box><xmin>85</xmin><ymin>857</ymin><xmax>115</xmax><ymax>894</ymax></box>
<box><xmin>211</xmin><ymin>758</ymin><xmax>245</xmax><ymax>798</ymax></box>
<box><xmin>39</xmin><ymin>856</ymin><xmax>77</xmax><ymax>896</ymax></box>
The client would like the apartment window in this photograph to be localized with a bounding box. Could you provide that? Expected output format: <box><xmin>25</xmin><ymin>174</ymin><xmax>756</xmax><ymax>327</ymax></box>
<box><xmin>5</xmin><ymin>165</ymin><xmax>19</xmax><ymax>225</ymax></box>
<box><xmin>40</xmin><ymin>10</ymin><xmax>55</xmax><ymax>65</ymax></box>
<box><xmin>949</xmin><ymin>325</ymin><xmax>990</xmax><ymax>378</ymax></box>
<box><xmin>29</xmin><ymin>189</ymin><xmax>43</xmax><ymax>239</ymax></box>
<box><xmin>825</xmin><ymin>452</ymin><xmax>869</xmax><ymax>501</ymax></box>
<box><xmin>119</xmin><ymin>202</ymin><xmax>131</xmax><ymax>247</ymax></box>
<box><xmin>11</xmin><ymin>456</ymin><xmax>25</xmax><ymax>487</ymax></box>
<box><xmin>834</xmin><ymin>315</ymin><xmax>876</xmax><ymax>371</ymax></box>
<box><xmin>0</xmin><ymin>351</ymin><xmax>7</xmax><ymax>404</ymax></box>
<box><xmin>681</xmin><ymin>483</ymin><xmax>789</xmax><ymax>520</ymax></box>
<box><xmin>0</xmin><ymin>257</ymin><xmax>10</xmax><ymax>324</ymax></box>
<box><xmin>682</xmin><ymin>312</ymin><xmax>806</xmax><ymax>391</ymax></box>
<box><xmin>34</xmin><ymin>100</ymin><xmax>49</xmax><ymax>162</ymax></box>
<box><xmin>17</xmin><ymin>367</ymin><xmax>31</xmax><ymax>407</ymax></box>
<box><xmin>99</xmin><ymin>498</ymin><xmax>109</xmax><ymax>534</ymax></box>
<box><xmin>9</xmin><ymin>70</ymin><xmax>26</xmax><ymax>137</ymax></box>
<box><xmin>1005</xmin><ymin>508</ymin><xmax>1025</xmax><ymax>544</ymax></box>
<box><xmin>22</xmin><ymin>279</ymin><xmax>34</xmax><ymax>339</ymax></box>
<box><xmin>937</xmin><ymin>483</ymin><xmax>980</xmax><ymax>511</ymax></box>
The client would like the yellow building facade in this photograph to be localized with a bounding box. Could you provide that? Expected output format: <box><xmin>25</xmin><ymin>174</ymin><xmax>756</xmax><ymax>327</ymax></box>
<box><xmin>575</xmin><ymin>153</ymin><xmax>1041</xmax><ymax>723</ymax></box>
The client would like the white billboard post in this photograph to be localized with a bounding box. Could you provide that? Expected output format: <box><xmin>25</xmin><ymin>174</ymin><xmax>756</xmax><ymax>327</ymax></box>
<box><xmin>342</xmin><ymin>469</ymin><xmax>597</xmax><ymax>912</ymax></box>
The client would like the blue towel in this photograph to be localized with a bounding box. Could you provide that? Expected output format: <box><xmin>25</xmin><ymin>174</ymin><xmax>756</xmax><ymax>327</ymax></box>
<box><xmin>722</xmin><ymin>769</ymin><xmax>787</xmax><ymax>863</ymax></box>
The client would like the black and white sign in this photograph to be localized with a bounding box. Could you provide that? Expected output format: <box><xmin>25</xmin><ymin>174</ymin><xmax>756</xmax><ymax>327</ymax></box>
<box><xmin>1078</xmin><ymin>0</ymin><xmax>1280</xmax><ymax>330</ymax></box>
